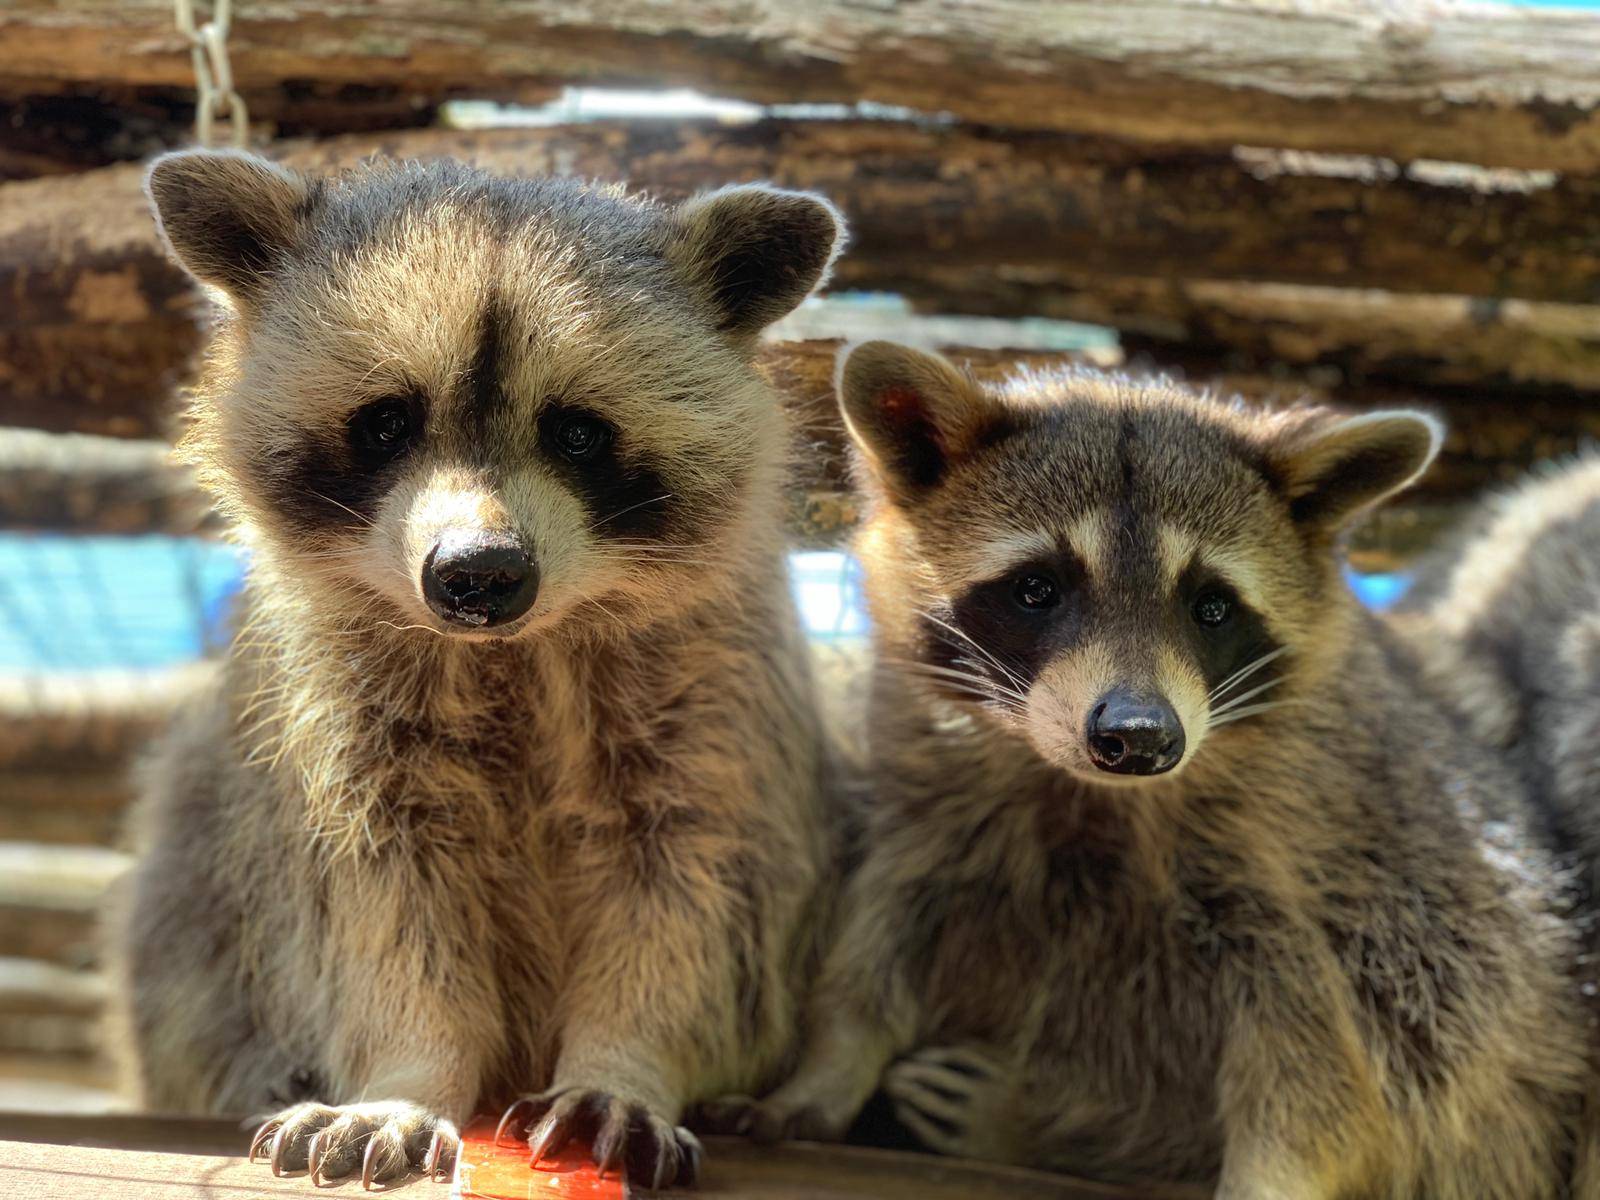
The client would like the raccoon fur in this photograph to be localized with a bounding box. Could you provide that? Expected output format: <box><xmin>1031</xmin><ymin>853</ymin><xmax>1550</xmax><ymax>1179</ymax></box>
<box><xmin>715</xmin><ymin>343</ymin><xmax>1595</xmax><ymax>1199</ymax></box>
<box><xmin>104</xmin><ymin>149</ymin><xmax>843</xmax><ymax>1189</ymax></box>
<box><xmin>1399</xmin><ymin>453</ymin><xmax>1600</xmax><ymax>1194</ymax></box>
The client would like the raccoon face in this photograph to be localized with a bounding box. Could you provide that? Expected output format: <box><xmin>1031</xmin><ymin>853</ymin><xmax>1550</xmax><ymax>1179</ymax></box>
<box><xmin>148</xmin><ymin>151</ymin><xmax>842</xmax><ymax>638</ymax></box>
<box><xmin>839</xmin><ymin>342</ymin><xmax>1440</xmax><ymax>785</ymax></box>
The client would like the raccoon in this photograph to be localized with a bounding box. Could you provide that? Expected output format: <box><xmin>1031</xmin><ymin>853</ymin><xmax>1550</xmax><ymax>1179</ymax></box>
<box><xmin>1399</xmin><ymin>455</ymin><xmax>1600</xmax><ymax>1194</ymax></box>
<box><xmin>104</xmin><ymin>149</ymin><xmax>843</xmax><ymax>1189</ymax></box>
<box><xmin>1402</xmin><ymin>455</ymin><xmax>1600</xmax><ymax>894</ymax></box>
<box><xmin>714</xmin><ymin>343</ymin><xmax>1594</xmax><ymax>1198</ymax></box>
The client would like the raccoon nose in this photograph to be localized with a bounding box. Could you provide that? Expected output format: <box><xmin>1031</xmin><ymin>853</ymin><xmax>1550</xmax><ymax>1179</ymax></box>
<box><xmin>421</xmin><ymin>530</ymin><xmax>539</xmax><ymax>628</ymax></box>
<box><xmin>1087</xmin><ymin>691</ymin><xmax>1185</xmax><ymax>776</ymax></box>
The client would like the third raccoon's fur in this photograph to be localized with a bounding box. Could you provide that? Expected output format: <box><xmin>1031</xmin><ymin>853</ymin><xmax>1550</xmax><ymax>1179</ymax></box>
<box><xmin>1400</xmin><ymin>454</ymin><xmax>1600</xmax><ymax>1194</ymax></box>
<box><xmin>105</xmin><ymin>150</ymin><xmax>843</xmax><ymax>1189</ymax></box>
<box><xmin>722</xmin><ymin>343</ymin><xmax>1595</xmax><ymax>1199</ymax></box>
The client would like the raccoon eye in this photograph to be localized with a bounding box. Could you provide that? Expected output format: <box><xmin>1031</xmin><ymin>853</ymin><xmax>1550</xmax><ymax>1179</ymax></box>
<box><xmin>554</xmin><ymin>413</ymin><xmax>613</xmax><ymax>463</ymax></box>
<box><xmin>1013</xmin><ymin>573</ymin><xmax>1060</xmax><ymax>611</ymax></box>
<box><xmin>1192</xmin><ymin>590</ymin><xmax>1234</xmax><ymax>628</ymax></box>
<box><xmin>348</xmin><ymin>398</ymin><xmax>417</xmax><ymax>464</ymax></box>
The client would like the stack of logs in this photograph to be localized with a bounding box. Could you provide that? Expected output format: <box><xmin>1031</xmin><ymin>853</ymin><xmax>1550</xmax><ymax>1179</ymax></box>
<box><xmin>3</xmin><ymin>0</ymin><xmax>1600</xmax><ymax>1103</ymax></box>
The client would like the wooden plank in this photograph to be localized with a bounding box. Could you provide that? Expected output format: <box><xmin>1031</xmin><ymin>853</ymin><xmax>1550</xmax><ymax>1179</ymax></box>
<box><xmin>2</xmin><ymin>2</ymin><xmax>1600</xmax><ymax>170</ymax></box>
<box><xmin>0</xmin><ymin>1137</ymin><xmax>343</xmax><ymax>1198</ymax></box>
<box><xmin>0</xmin><ymin>1124</ymin><xmax>1205</xmax><ymax>1199</ymax></box>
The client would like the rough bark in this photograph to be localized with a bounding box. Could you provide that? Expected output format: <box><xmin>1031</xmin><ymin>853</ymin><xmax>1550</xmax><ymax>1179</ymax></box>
<box><xmin>11</xmin><ymin>120</ymin><xmax>1600</xmax><ymax>326</ymax></box>
<box><xmin>6</xmin><ymin>119</ymin><xmax>1600</xmax><ymax>438</ymax></box>
<box><xmin>897</xmin><ymin>273</ymin><xmax>1600</xmax><ymax>393</ymax></box>
<box><xmin>3</xmin><ymin>2</ymin><xmax>1600</xmax><ymax>170</ymax></box>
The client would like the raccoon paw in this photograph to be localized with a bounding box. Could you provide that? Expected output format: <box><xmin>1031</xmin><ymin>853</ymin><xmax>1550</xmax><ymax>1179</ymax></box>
<box><xmin>248</xmin><ymin>1100</ymin><xmax>457</xmax><ymax>1188</ymax></box>
<box><xmin>495</xmin><ymin>1088</ymin><xmax>703</xmax><ymax>1190</ymax></box>
<box><xmin>689</xmin><ymin>1092</ymin><xmax>849</xmax><ymax>1144</ymax></box>
<box><xmin>883</xmin><ymin>1045</ymin><xmax>1009</xmax><ymax>1159</ymax></box>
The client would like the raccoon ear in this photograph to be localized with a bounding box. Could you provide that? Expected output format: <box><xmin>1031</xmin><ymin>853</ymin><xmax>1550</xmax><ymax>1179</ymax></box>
<box><xmin>669</xmin><ymin>184</ymin><xmax>844</xmax><ymax>345</ymax></box>
<box><xmin>145</xmin><ymin>149</ymin><xmax>315</xmax><ymax>308</ymax></box>
<box><xmin>837</xmin><ymin>341</ymin><xmax>1002</xmax><ymax>493</ymax></box>
<box><xmin>1274</xmin><ymin>410</ymin><xmax>1443</xmax><ymax>530</ymax></box>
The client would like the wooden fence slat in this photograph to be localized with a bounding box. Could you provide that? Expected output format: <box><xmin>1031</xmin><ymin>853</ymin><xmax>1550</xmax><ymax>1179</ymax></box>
<box><xmin>3</xmin><ymin>2</ymin><xmax>1600</xmax><ymax>170</ymax></box>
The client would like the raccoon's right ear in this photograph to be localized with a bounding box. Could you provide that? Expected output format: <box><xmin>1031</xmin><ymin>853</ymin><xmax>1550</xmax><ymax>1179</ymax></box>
<box><xmin>145</xmin><ymin>150</ymin><xmax>316</xmax><ymax>309</ymax></box>
<box><xmin>837</xmin><ymin>341</ymin><xmax>1002</xmax><ymax>494</ymax></box>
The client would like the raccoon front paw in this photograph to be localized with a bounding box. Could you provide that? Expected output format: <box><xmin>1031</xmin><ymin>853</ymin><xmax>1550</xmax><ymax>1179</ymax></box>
<box><xmin>248</xmin><ymin>1100</ymin><xmax>457</xmax><ymax>1189</ymax></box>
<box><xmin>883</xmin><ymin>1045</ymin><xmax>1009</xmax><ymax>1159</ymax></box>
<box><xmin>690</xmin><ymin>1092</ymin><xmax>849</xmax><ymax>1144</ymax></box>
<box><xmin>495</xmin><ymin>1088</ymin><xmax>703</xmax><ymax>1190</ymax></box>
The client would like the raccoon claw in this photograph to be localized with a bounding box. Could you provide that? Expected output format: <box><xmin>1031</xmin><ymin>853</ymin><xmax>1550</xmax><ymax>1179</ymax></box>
<box><xmin>247</xmin><ymin>1101</ymin><xmax>454</xmax><ymax>1188</ymax></box>
<box><xmin>248</xmin><ymin>1119</ymin><xmax>281</xmax><ymax>1164</ymax></box>
<box><xmin>504</xmin><ymin>1087</ymin><xmax>701</xmax><ymax>1189</ymax></box>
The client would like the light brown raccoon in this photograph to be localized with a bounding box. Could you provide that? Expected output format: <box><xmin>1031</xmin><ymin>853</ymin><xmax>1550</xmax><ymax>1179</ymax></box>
<box><xmin>718</xmin><ymin>343</ymin><xmax>1595</xmax><ymax>1199</ymax></box>
<box><xmin>103</xmin><ymin>149</ymin><xmax>843</xmax><ymax>1189</ymax></box>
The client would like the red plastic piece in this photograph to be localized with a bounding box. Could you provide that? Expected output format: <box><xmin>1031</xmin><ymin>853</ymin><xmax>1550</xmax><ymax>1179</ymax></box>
<box><xmin>452</xmin><ymin>1118</ymin><xmax>626</xmax><ymax>1200</ymax></box>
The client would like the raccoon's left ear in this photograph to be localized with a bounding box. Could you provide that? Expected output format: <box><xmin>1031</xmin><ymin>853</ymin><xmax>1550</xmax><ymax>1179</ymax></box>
<box><xmin>1273</xmin><ymin>410</ymin><xmax>1443</xmax><ymax>530</ymax></box>
<box><xmin>668</xmin><ymin>184</ymin><xmax>845</xmax><ymax>346</ymax></box>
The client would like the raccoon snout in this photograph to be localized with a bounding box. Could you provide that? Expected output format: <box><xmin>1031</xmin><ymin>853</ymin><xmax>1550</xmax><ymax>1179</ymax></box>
<box><xmin>421</xmin><ymin>530</ymin><xmax>539</xmax><ymax>628</ymax></box>
<box><xmin>1086</xmin><ymin>691</ymin><xmax>1185</xmax><ymax>776</ymax></box>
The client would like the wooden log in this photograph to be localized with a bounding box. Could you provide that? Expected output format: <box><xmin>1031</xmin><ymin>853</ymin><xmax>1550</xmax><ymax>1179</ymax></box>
<box><xmin>10</xmin><ymin>120</ymin><xmax>1600</xmax><ymax>331</ymax></box>
<box><xmin>7</xmin><ymin>121</ymin><xmax>1600</xmax><ymax>436</ymax></box>
<box><xmin>0</xmin><ymin>429</ymin><xmax>213</xmax><ymax>536</ymax></box>
<box><xmin>0</xmin><ymin>84</ymin><xmax>527</xmax><ymax>181</ymax></box>
<box><xmin>0</xmin><ymin>771</ymin><xmax>134</xmax><ymax>848</ymax></box>
<box><xmin>3</xmin><ymin>2</ymin><xmax>1600</xmax><ymax>171</ymax></box>
<box><xmin>895</xmin><ymin>272</ymin><xmax>1600</xmax><ymax>393</ymax></box>
<box><xmin>0</xmin><ymin>667</ymin><xmax>210</xmax><ymax>772</ymax></box>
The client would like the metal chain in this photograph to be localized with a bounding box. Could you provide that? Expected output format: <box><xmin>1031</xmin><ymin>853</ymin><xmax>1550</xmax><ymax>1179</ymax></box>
<box><xmin>174</xmin><ymin>0</ymin><xmax>249</xmax><ymax>147</ymax></box>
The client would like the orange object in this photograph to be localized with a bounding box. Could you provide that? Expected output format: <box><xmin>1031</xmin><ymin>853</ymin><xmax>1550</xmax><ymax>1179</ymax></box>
<box><xmin>452</xmin><ymin>1118</ymin><xmax>626</xmax><ymax>1200</ymax></box>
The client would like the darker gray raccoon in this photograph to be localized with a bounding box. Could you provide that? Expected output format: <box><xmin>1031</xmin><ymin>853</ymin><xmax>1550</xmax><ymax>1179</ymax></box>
<box><xmin>104</xmin><ymin>150</ymin><xmax>844</xmax><ymax>1190</ymax></box>
<box><xmin>1402</xmin><ymin>453</ymin><xmax>1600</xmax><ymax>1195</ymax></box>
<box><xmin>716</xmin><ymin>343</ymin><xmax>1595</xmax><ymax>1200</ymax></box>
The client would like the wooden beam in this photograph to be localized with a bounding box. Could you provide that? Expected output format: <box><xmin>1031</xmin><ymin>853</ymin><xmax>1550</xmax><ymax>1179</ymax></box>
<box><xmin>9</xmin><ymin>120</ymin><xmax>1600</xmax><ymax>331</ymax></box>
<box><xmin>0</xmin><ymin>1128</ymin><xmax>1204</xmax><ymax>1199</ymax></box>
<box><xmin>6</xmin><ymin>121</ymin><xmax>1600</xmax><ymax>437</ymax></box>
<box><xmin>3</xmin><ymin>2</ymin><xmax>1600</xmax><ymax>170</ymax></box>
<box><xmin>0</xmin><ymin>430</ymin><xmax>213</xmax><ymax>536</ymax></box>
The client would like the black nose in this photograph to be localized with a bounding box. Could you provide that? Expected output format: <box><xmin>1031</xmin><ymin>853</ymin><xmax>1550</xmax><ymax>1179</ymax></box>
<box><xmin>422</xmin><ymin>531</ymin><xmax>538</xmax><ymax>628</ymax></box>
<box><xmin>1086</xmin><ymin>690</ymin><xmax>1185</xmax><ymax>776</ymax></box>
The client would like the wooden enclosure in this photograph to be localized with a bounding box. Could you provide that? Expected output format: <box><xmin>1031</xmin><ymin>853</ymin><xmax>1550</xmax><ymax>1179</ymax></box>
<box><xmin>2</xmin><ymin>0</ymin><xmax>1600</xmax><ymax>1189</ymax></box>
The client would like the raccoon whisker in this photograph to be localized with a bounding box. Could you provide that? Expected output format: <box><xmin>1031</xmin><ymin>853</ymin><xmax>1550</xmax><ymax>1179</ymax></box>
<box><xmin>919</xmin><ymin>612</ymin><xmax>1031</xmax><ymax>693</ymax></box>
<box><xmin>588</xmin><ymin>494</ymin><xmax>675</xmax><ymax>532</ymax></box>
<box><xmin>373</xmin><ymin>619</ymin><xmax>449</xmax><ymax>638</ymax></box>
<box><xmin>306</xmin><ymin>491</ymin><xmax>378</xmax><ymax>530</ymax></box>
<box><xmin>1207</xmin><ymin>646</ymin><xmax>1289</xmax><ymax>702</ymax></box>
<box><xmin>1206</xmin><ymin>699</ymin><xmax>1303</xmax><ymax>729</ymax></box>
<box><xmin>887</xmin><ymin>657</ymin><xmax>1029</xmax><ymax>707</ymax></box>
<box><xmin>1208</xmin><ymin>675</ymin><xmax>1286</xmax><ymax>717</ymax></box>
